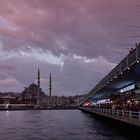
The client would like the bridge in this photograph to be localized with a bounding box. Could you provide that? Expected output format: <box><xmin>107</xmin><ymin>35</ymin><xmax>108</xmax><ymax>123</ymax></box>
<box><xmin>79</xmin><ymin>43</ymin><xmax>140</xmax><ymax>127</ymax></box>
<box><xmin>79</xmin><ymin>107</ymin><xmax>140</xmax><ymax>127</ymax></box>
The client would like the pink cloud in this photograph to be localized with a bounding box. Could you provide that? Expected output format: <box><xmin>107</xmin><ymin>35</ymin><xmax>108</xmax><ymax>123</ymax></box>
<box><xmin>0</xmin><ymin>78</ymin><xmax>20</xmax><ymax>86</ymax></box>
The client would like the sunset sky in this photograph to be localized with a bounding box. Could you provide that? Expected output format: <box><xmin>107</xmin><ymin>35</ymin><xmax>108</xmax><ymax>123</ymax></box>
<box><xmin>0</xmin><ymin>0</ymin><xmax>140</xmax><ymax>96</ymax></box>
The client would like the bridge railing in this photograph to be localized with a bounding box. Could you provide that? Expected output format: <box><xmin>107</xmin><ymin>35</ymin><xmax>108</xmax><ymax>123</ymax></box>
<box><xmin>89</xmin><ymin>108</ymin><xmax>140</xmax><ymax>121</ymax></box>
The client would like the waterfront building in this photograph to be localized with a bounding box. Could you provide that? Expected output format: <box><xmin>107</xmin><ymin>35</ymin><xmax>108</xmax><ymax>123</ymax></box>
<box><xmin>0</xmin><ymin>69</ymin><xmax>80</xmax><ymax>109</ymax></box>
<box><xmin>18</xmin><ymin>71</ymin><xmax>74</xmax><ymax>108</ymax></box>
<box><xmin>41</xmin><ymin>96</ymin><xmax>71</xmax><ymax>107</ymax></box>
<box><xmin>75</xmin><ymin>96</ymin><xmax>85</xmax><ymax>106</ymax></box>
<box><xmin>19</xmin><ymin>83</ymin><xmax>47</xmax><ymax>105</ymax></box>
<box><xmin>0</xmin><ymin>92</ymin><xmax>20</xmax><ymax>104</ymax></box>
<box><xmin>19</xmin><ymin>68</ymin><xmax>47</xmax><ymax>105</ymax></box>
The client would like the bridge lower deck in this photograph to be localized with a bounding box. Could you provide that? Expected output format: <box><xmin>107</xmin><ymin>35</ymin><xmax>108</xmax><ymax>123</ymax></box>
<box><xmin>79</xmin><ymin>107</ymin><xmax>140</xmax><ymax>127</ymax></box>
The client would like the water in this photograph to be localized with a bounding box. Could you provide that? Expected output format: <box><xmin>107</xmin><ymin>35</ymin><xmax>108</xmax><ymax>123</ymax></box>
<box><xmin>0</xmin><ymin>110</ymin><xmax>138</xmax><ymax>140</ymax></box>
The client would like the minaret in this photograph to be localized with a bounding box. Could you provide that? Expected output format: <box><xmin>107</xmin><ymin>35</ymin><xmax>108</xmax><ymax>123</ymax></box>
<box><xmin>37</xmin><ymin>68</ymin><xmax>40</xmax><ymax>106</ymax></box>
<box><xmin>49</xmin><ymin>73</ymin><xmax>52</xmax><ymax>97</ymax></box>
<box><xmin>38</xmin><ymin>68</ymin><xmax>40</xmax><ymax>88</ymax></box>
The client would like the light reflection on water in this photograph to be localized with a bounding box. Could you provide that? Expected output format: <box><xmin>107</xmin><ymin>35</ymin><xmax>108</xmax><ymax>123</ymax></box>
<box><xmin>0</xmin><ymin>110</ymin><xmax>138</xmax><ymax>140</ymax></box>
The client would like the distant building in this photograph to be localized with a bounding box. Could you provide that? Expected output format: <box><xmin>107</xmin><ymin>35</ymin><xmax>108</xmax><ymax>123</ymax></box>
<box><xmin>18</xmin><ymin>70</ymin><xmax>71</xmax><ymax>107</ymax></box>
<box><xmin>19</xmin><ymin>68</ymin><xmax>47</xmax><ymax>105</ymax></box>
<box><xmin>0</xmin><ymin>92</ymin><xmax>20</xmax><ymax>104</ymax></box>
<box><xmin>0</xmin><ymin>69</ymin><xmax>81</xmax><ymax>109</ymax></box>
<box><xmin>41</xmin><ymin>96</ymin><xmax>71</xmax><ymax>107</ymax></box>
<box><xmin>75</xmin><ymin>96</ymin><xmax>84</xmax><ymax>106</ymax></box>
<box><xmin>19</xmin><ymin>83</ymin><xmax>47</xmax><ymax>105</ymax></box>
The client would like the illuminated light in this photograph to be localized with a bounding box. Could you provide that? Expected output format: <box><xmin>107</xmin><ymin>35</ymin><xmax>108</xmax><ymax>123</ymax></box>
<box><xmin>114</xmin><ymin>76</ymin><xmax>117</xmax><ymax>78</ymax></box>
<box><xmin>83</xmin><ymin>102</ymin><xmax>90</xmax><ymax>106</ymax></box>
<box><xmin>134</xmin><ymin>101</ymin><xmax>139</xmax><ymax>104</ymax></box>
<box><xmin>119</xmin><ymin>84</ymin><xmax>135</xmax><ymax>93</ymax></box>
<box><xmin>137</xmin><ymin>60</ymin><xmax>139</xmax><ymax>63</ymax></box>
<box><xmin>5</xmin><ymin>104</ymin><xmax>9</xmax><ymax>109</ymax></box>
<box><xmin>127</xmin><ymin>100</ymin><xmax>131</xmax><ymax>104</ymax></box>
<box><xmin>97</xmin><ymin>98</ymin><xmax>111</xmax><ymax>104</ymax></box>
<box><xmin>128</xmin><ymin>67</ymin><xmax>130</xmax><ymax>70</ymax></box>
<box><xmin>121</xmin><ymin>72</ymin><xmax>123</xmax><ymax>74</ymax></box>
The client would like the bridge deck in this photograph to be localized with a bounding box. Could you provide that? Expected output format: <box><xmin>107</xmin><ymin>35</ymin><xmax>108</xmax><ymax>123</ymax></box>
<box><xmin>80</xmin><ymin>44</ymin><xmax>140</xmax><ymax>105</ymax></box>
<box><xmin>79</xmin><ymin>107</ymin><xmax>140</xmax><ymax>127</ymax></box>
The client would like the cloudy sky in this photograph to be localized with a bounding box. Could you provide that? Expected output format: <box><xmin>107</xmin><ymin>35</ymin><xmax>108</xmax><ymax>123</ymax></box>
<box><xmin>0</xmin><ymin>0</ymin><xmax>140</xmax><ymax>96</ymax></box>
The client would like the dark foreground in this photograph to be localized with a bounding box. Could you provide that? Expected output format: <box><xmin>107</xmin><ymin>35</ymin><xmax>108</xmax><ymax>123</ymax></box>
<box><xmin>0</xmin><ymin>110</ymin><xmax>139</xmax><ymax>140</ymax></box>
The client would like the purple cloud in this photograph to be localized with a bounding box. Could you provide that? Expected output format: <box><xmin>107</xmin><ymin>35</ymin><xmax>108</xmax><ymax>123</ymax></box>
<box><xmin>0</xmin><ymin>0</ymin><xmax>139</xmax><ymax>95</ymax></box>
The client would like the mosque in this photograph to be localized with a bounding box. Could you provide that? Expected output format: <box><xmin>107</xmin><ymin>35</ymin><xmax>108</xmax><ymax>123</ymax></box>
<box><xmin>19</xmin><ymin>69</ymin><xmax>49</xmax><ymax>105</ymax></box>
<box><xmin>0</xmin><ymin>69</ymin><xmax>75</xmax><ymax>109</ymax></box>
<box><xmin>18</xmin><ymin>69</ymin><xmax>70</xmax><ymax>108</ymax></box>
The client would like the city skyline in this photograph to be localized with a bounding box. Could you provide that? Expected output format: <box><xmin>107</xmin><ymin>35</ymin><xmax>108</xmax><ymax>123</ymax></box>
<box><xmin>0</xmin><ymin>0</ymin><xmax>140</xmax><ymax>96</ymax></box>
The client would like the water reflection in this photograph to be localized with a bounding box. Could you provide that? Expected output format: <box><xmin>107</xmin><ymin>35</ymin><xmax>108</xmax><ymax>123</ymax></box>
<box><xmin>0</xmin><ymin>110</ymin><xmax>139</xmax><ymax>140</ymax></box>
<box><xmin>83</xmin><ymin>113</ymin><xmax>140</xmax><ymax>140</ymax></box>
